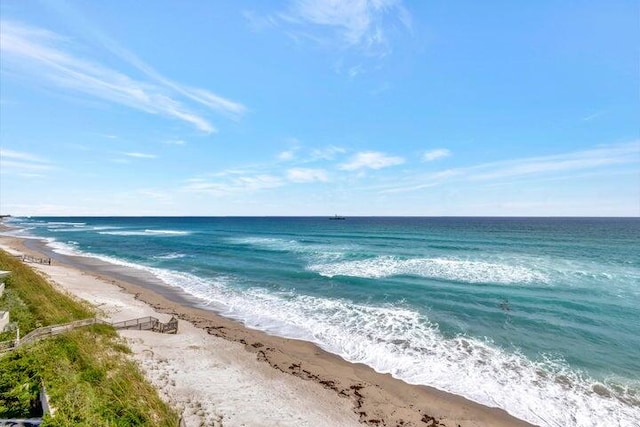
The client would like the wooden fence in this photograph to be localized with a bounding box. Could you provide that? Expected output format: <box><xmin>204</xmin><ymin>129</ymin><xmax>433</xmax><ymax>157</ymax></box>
<box><xmin>0</xmin><ymin>316</ymin><xmax>178</xmax><ymax>353</ymax></box>
<box><xmin>19</xmin><ymin>318</ymin><xmax>103</xmax><ymax>347</ymax></box>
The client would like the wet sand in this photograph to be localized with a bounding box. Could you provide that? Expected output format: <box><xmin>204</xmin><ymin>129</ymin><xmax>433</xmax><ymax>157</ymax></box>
<box><xmin>0</xmin><ymin>228</ymin><xmax>535</xmax><ymax>427</ymax></box>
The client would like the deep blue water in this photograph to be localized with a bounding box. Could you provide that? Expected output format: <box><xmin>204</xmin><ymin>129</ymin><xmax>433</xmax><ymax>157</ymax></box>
<box><xmin>5</xmin><ymin>216</ymin><xmax>640</xmax><ymax>426</ymax></box>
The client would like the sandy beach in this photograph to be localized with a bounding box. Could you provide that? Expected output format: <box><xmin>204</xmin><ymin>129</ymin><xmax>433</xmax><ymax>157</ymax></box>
<box><xmin>0</xmin><ymin>230</ymin><xmax>534</xmax><ymax>427</ymax></box>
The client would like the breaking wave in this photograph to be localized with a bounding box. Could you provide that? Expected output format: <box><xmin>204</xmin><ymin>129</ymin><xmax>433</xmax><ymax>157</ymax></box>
<box><xmin>309</xmin><ymin>256</ymin><xmax>550</xmax><ymax>285</ymax></box>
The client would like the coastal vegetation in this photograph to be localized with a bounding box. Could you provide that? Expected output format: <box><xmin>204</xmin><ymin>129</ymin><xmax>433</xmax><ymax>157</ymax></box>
<box><xmin>0</xmin><ymin>250</ymin><xmax>179</xmax><ymax>425</ymax></box>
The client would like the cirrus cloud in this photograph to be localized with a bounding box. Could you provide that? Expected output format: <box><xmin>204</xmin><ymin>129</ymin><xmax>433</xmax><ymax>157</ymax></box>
<box><xmin>0</xmin><ymin>148</ymin><xmax>53</xmax><ymax>175</ymax></box>
<box><xmin>0</xmin><ymin>20</ymin><xmax>246</xmax><ymax>133</ymax></box>
<box><xmin>277</xmin><ymin>0</ymin><xmax>412</xmax><ymax>56</ymax></box>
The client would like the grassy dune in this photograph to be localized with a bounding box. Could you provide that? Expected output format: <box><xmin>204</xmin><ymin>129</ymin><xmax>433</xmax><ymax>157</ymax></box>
<box><xmin>0</xmin><ymin>251</ymin><xmax>179</xmax><ymax>426</ymax></box>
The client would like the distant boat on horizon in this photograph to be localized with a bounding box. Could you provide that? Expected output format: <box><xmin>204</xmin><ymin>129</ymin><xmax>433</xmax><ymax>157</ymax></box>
<box><xmin>329</xmin><ymin>214</ymin><xmax>346</xmax><ymax>220</ymax></box>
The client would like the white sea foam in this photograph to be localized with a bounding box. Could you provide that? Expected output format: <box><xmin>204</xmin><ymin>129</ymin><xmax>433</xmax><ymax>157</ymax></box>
<box><xmin>98</xmin><ymin>229</ymin><xmax>191</xmax><ymax>236</ymax></box>
<box><xmin>50</xmin><ymin>248</ymin><xmax>235</xmax><ymax>313</ymax></box>
<box><xmin>309</xmin><ymin>256</ymin><xmax>550</xmax><ymax>285</ymax></box>
<box><xmin>45</xmin><ymin>221</ymin><xmax>86</xmax><ymax>227</ymax></box>
<box><xmin>46</xmin><ymin>239</ymin><xmax>81</xmax><ymax>256</ymax></box>
<box><xmin>227</xmin><ymin>236</ymin><xmax>297</xmax><ymax>250</ymax></box>
<box><xmin>151</xmin><ymin>273</ymin><xmax>638</xmax><ymax>427</ymax></box>
<box><xmin>98</xmin><ymin>231</ymin><xmax>149</xmax><ymax>236</ymax></box>
<box><xmin>215</xmin><ymin>292</ymin><xmax>640</xmax><ymax>427</ymax></box>
<box><xmin>144</xmin><ymin>229</ymin><xmax>191</xmax><ymax>235</ymax></box>
<box><xmin>153</xmin><ymin>252</ymin><xmax>187</xmax><ymax>260</ymax></box>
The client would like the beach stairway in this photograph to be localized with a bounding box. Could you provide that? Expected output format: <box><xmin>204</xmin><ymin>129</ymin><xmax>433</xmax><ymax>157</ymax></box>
<box><xmin>0</xmin><ymin>316</ymin><xmax>178</xmax><ymax>352</ymax></box>
<box><xmin>19</xmin><ymin>255</ymin><xmax>52</xmax><ymax>265</ymax></box>
<box><xmin>111</xmin><ymin>316</ymin><xmax>178</xmax><ymax>334</ymax></box>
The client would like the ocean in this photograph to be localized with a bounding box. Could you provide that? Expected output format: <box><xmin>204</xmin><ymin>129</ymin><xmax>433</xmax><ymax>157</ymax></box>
<box><xmin>4</xmin><ymin>216</ymin><xmax>639</xmax><ymax>426</ymax></box>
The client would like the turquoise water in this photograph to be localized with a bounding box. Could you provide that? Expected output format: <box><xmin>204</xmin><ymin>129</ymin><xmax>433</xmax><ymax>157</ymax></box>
<box><xmin>6</xmin><ymin>217</ymin><xmax>640</xmax><ymax>426</ymax></box>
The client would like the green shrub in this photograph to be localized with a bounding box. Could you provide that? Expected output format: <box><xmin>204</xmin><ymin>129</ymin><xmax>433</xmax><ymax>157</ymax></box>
<box><xmin>0</xmin><ymin>349</ymin><xmax>41</xmax><ymax>417</ymax></box>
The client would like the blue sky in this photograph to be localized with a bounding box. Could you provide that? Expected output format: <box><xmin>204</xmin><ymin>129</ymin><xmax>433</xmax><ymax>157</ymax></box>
<box><xmin>1</xmin><ymin>0</ymin><xmax>638</xmax><ymax>216</ymax></box>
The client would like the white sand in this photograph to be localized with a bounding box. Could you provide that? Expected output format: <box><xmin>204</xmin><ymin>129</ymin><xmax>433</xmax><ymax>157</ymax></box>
<box><xmin>13</xmin><ymin>255</ymin><xmax>361</xmax><ymax>427</ymax></box>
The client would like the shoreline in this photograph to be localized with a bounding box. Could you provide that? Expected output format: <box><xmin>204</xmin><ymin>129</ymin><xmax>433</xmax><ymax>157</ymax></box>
<box><xmin>0</xmin><ymin>228</ymin><xmax>535</xmax><ymax>426</ymax></box>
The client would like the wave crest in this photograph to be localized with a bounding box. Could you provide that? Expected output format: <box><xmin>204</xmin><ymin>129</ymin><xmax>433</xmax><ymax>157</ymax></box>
<box><xmin>309</xmin><ymin>256</ymin><xmax>549</xmax><ymax>284</ymax></box>
<box><xmin>98</xmin><ymin>229</ymin><xmax>191</xmax><ymax>236</ymax></box>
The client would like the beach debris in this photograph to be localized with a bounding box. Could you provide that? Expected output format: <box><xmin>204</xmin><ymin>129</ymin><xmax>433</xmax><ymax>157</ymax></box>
<box><xmin>420</xmin><ymin>413</ymin><xmax>442</xmax><ymax>425</ymax></box>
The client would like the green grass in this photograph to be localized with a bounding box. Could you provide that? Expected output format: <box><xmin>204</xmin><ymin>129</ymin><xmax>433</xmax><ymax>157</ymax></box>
<box><xmin>0</xmin><ymin>251</ymin><xmax>93</xmax><ymax>333</ymax></box>
<box><xmin>0</xmin><ymin>251</ymin><xmax>179</xmax><ymax>425</ymax></box>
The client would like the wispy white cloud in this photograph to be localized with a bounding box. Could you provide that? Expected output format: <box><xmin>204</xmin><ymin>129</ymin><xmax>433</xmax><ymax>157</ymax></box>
<box><xmin>310</xmin><ymin>145</ymin><xmax>346</xmax><ymax>160</ymax></box>
<box><xmin>277</xmin><ymin>137</ymin><xmax>302</xmax><ymax>161</ymax></box>
<box><xmin>183</xmin><ymin>174</ymin><xmax>284</xmax><ymax>196</ymax></box>
<box><xmin>378</xmin><ymin>169</ymin><xmax>460</xmax><ymax>194</ymax></box>
<box><xmin>422</xmin><ymin>148</ymin><xmax>451</xmax><ymax>162</ymax></box>
<box><xmin>470</xmin><ymin>142</ymin><xmax>638</xmax><ymax>181</ymax></box>
<box><xmin>380</xmin><ymin>141</ymin><xmax>640</xmax><ymax>193</ymax></box>
<box><xmin>181</xmin><ymin>87</ymin><xmax>247</xmax><ymax>119</ymax></box>
<box><xmin>0</xmin><ymin>148</ymin><xmax>53</xmax><ymax>173</ymax></box>
<box><xmin>38</xmin><ymin>2</ymin><xmax>248</xmax><ymax>120</ymax></box>
<box><xmin>277</xmin><ymin>0</ymin><xmax>411</xmax><ymax>56</ymax></box>
<box><xmin>0</xmin><ymin>149</ymin><xmax>47</xmax><ymax>163</ymax></box>
<box><xmin>0</xmin><ymin>160</ymin><xmax>52</xmax><ymax>172</ymax></box>
<box><xmin>103</xmin><ymin>31</ymin><xmax>246</xmax><ymax>118</ymax></box>
<box><xmin>37</xmin><ymin>2</ymin><xmax>246</xmax><ymax>117</ymax></box>
<box><xmin>0</xmin><ymin>20</ymin><xmax>246</xmax><ymax>133</ymax></box>
<box><xmin>278</xmin><ymin>149</ymin><xmax>297</xmax><ymax>161</ymax></box>
<box><xmin>339</xmin><ymin>151</ymin><xmax>404</xmax><ymax>170</ymax></box>
<box><xmin>123</xmin><ymin>152</ymin><xmax>157</xmax><ymax>159</ymax></box>
<box><xmin>286</xmin><ymin>167</ymin><xmax>329</xmax><ymax>182</ymax></box>
<box><xmin>483</xmin><ymin>168</ymin><xmax>639</xmax><ymax>189</ymax></box>
<box><xmin>184</xmin><ymin>163</ymin><xmax>330</xmax><ymax>196</ymax></box>
<box><xmin>209</xmin><ymin>168</ymin><xmax>256</xmax><ymax>178</ymax></box>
